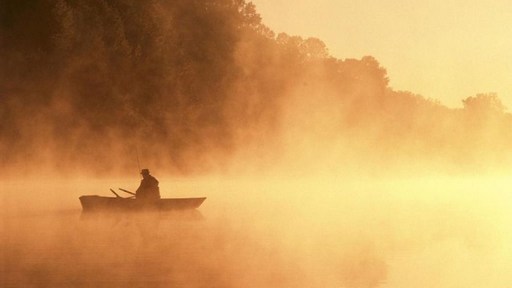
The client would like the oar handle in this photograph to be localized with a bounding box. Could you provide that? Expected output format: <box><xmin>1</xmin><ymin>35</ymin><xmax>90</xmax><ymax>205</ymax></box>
<box><xmin>119</xmin><ymin>188</ymin><xmax>136</xmax><ymax>196</ymax></box>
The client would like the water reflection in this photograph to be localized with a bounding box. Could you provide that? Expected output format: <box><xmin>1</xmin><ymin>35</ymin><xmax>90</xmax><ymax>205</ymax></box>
<box><xmin>3</xmin><ymin>177</ymin><xmax>512</xmax><ymax>287</ymax></box>
<box><xmin>80</xmin><ymin>209</ymin><xmax>205</xmax><ymax>224</ymax></box>
<box><xmin>78</xmin><ymin>210</ymin><xmax>207</xmax><ymax>287</ymax></box>
<box><xmin>2</xmin><ymin>209</ymin><xmax>210</xmax><ymax>287</ymax></box>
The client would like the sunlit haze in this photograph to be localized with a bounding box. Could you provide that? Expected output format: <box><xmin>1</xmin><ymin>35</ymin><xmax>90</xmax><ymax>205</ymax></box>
<box><xmin>2</xmin><ymin>1</ymin><xmax>512</xmax><ymax>287</ymax></box>
<box><xmin>252</xmin><ymin>0</ymin><xmax>512</xmax><ymax>109</ymax></box>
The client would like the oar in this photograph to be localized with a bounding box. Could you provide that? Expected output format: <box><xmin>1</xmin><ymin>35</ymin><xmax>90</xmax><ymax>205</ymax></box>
<box><xmin>110</xmin><ymin>188</ymin><xmax>122</xmax><ymax>198</ymax></box>
<box><xmin>119</xmin><ymin>188</ymin><xmax>136</xmax><ymax>196</ymax></box>
<box><xmin>111</xmin><ymin>188</ymin><xmax>135</xmax><ymax>199</ymax></box>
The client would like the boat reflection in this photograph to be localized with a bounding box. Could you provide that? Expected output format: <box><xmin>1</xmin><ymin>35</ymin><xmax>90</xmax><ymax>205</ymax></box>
<box><xmin>80</xmin><ymin>208</ymin><xmax>204</xmax><ymax>222</ymax></box>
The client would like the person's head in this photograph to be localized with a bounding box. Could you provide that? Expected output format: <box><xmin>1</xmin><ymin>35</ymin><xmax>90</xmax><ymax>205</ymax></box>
<box><xmin>140</xmin><ymin>169</ymin><xmax>150</xmax><ymax>177</ymax></box>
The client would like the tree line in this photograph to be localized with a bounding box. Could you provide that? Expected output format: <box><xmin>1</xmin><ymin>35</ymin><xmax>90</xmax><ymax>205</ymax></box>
<box><xmin>0</xmin><ymin>0</ymin><xmax>510</xmax><ymax>175</ymax></box>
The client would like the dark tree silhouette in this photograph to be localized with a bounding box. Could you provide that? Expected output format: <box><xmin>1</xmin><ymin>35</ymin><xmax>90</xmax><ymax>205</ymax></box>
<box><xmin>1</xmin><ymin>0</ymin><xmax>511</xmax><ymax>174</ymax></box>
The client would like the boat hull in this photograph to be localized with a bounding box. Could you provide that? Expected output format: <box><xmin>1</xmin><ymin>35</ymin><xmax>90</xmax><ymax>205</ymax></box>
<box><xmin>79</xmin><ymin>195</ymin><xmax>206</xmax><ymax>213</ymax></box>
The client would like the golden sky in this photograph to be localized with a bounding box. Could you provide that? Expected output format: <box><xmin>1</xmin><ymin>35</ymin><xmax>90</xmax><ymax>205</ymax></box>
<box><xmin>252</xmin><ymin>0</ymin><xmax>512</xmax><ymax>109</ymax></box>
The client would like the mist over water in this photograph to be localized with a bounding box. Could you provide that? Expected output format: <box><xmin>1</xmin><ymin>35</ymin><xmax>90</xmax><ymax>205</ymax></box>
<box><xmin>2</xmin><ymin>176</ymin><xmax>512</xmax><ymax>287</ymax></box>
<box><xmin>2</xmin><ymin>0</ymin><xmax>512</xmax><ymax>287</ymax></box>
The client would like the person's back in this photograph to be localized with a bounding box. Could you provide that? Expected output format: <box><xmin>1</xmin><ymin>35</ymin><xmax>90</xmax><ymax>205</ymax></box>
<box><xmin>136</xmin><ymin>169</ymin><xmax>160</xmax><ymax>201</ymax></box>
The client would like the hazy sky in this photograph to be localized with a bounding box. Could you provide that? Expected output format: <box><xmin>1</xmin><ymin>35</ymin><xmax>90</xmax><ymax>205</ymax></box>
<box><xmin>252</xmin><ymin>0</ymin><xmax>512</xmax><ymax>109</ymax></box>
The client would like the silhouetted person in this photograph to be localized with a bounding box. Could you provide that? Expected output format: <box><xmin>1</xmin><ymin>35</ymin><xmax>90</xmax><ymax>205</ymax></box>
<box><xmin>136</xmin><ymin>169</ymin><xmax>160</xmax><ymax>201</ymax></box>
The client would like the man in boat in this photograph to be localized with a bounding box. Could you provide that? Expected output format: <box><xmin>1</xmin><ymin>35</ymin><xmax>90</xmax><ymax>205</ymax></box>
<box><xmin>136</xmin><ymin>169</ymin><xmax>161</xmax><ymax>201</ymax></box>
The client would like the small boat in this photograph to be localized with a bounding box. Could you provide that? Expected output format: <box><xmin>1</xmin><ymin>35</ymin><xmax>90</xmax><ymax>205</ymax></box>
<box><xmin>79</xmin><ymin>195</ymin><xmax>206</xmax><ymax>213</ymax></box>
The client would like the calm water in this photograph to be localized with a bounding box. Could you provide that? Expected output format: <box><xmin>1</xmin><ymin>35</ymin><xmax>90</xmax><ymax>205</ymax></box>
<box><xmin>2</xmin><ymin>176</ymin><xmax>512</xmax><ymax>287</ymax></box>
